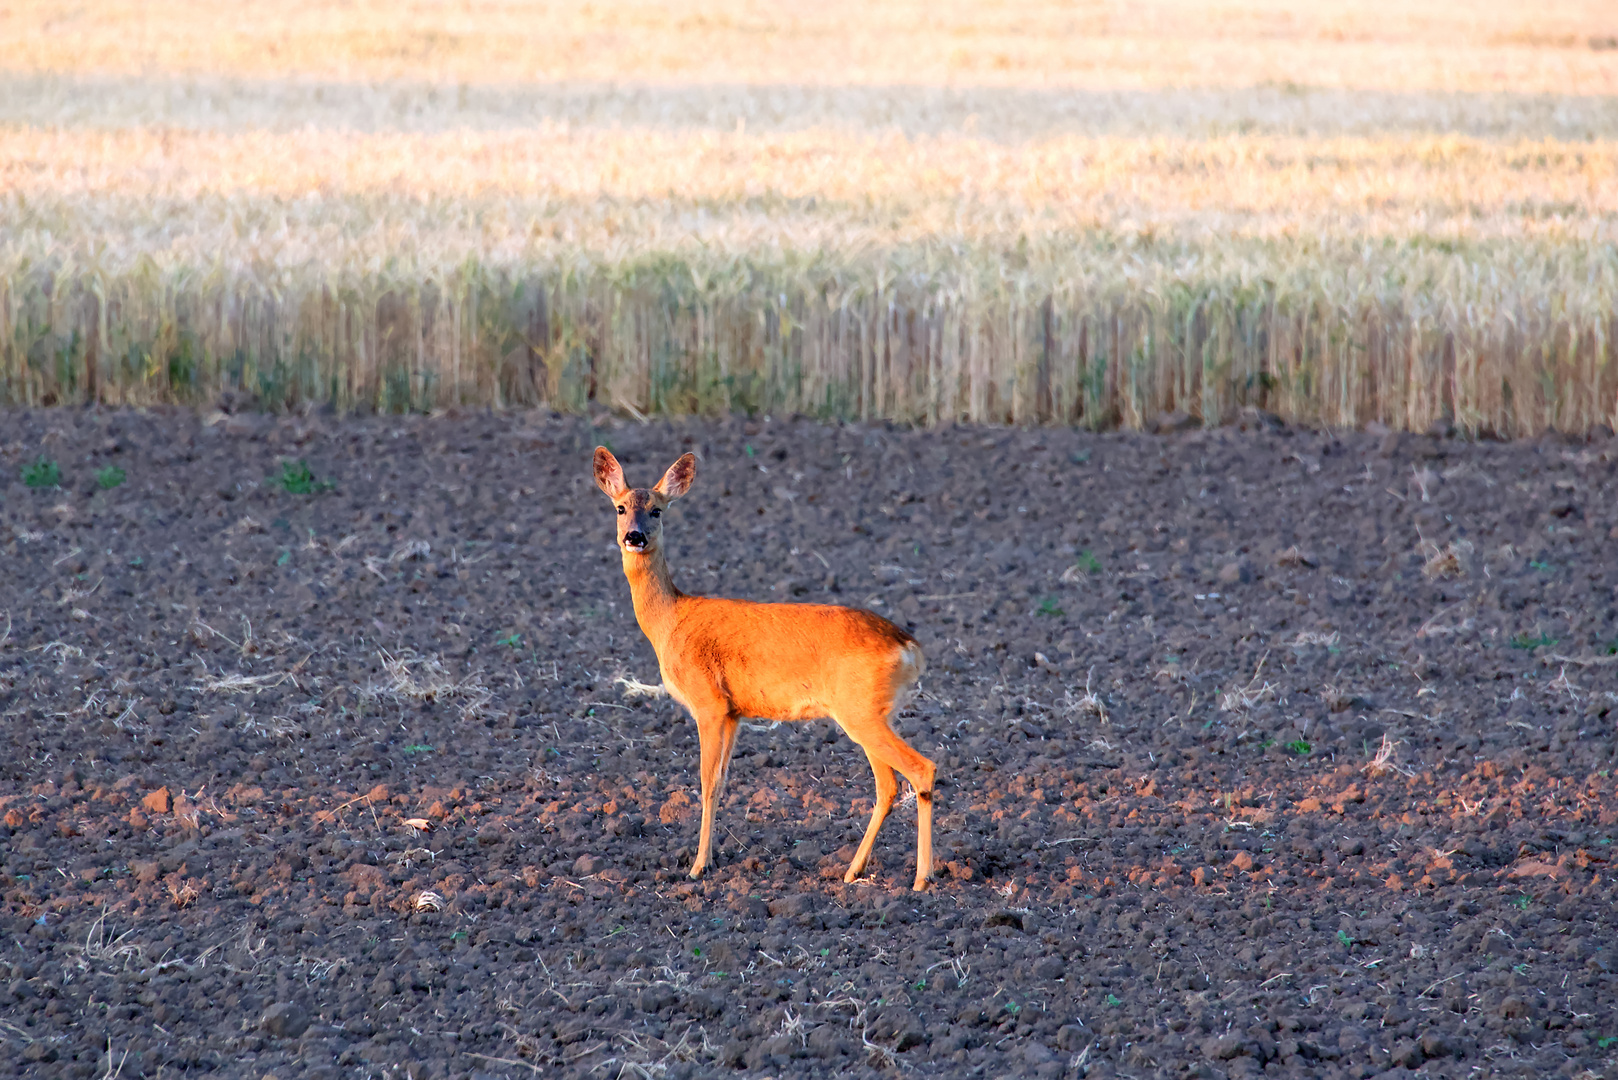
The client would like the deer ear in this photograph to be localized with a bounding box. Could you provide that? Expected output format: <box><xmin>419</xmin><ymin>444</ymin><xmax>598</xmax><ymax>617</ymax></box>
<box><xmin>593</xmin><ymin>447</ymin><xmax>627</xmax><ymax>498</ymax></box>
<box><xmin>653</xmin><ymin>453</ymin><xmax>696</xmax><ymax>499</ymax></box>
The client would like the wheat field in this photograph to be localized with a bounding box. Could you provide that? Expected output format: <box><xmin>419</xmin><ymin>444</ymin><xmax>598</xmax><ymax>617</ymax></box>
<box><xmin>3</xmin><ymin>1</ymin><xmax>1617</xmax><ymax>431</ymax></box>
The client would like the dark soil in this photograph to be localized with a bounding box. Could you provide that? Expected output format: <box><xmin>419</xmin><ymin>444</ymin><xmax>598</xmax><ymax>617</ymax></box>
<box><xmin>1</xmin><ymin>408</ymin><xmax>1616</xmax><ymax>1080</ymax></box>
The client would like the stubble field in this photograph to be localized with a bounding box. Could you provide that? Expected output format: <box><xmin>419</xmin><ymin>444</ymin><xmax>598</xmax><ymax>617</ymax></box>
<box><xmin>0</xmin><ymin>408</ymin><xmax>1616</xmax><ymax>1078</ymax></box>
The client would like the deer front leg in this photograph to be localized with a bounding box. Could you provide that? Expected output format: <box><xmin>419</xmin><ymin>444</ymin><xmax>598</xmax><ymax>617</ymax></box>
<box><xmin>689</xmin><ymin>707</ymin><xmax>739</xmax><ymax>880</ymax></box>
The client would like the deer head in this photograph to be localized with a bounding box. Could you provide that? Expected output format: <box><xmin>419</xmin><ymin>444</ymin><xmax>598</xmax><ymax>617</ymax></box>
<box><xmin>593</xmin><ymin>447</ymin><xmax>696</xmax><ymax>555</ymax></box>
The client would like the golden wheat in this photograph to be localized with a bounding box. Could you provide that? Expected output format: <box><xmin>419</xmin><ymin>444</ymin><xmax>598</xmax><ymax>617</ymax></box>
<box><xmin>2</xmin><ymin>0</ymin><xmax>1616</xmax><ymax>429</ymax></box>
<box><xmin>6</xmin><ymin>0</ymin><xmax>1616</xmax><ymax>93</ymax></box>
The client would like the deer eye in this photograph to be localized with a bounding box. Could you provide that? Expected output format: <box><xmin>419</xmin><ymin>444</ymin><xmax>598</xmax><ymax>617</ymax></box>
<box><xmin>650</xmin><ymin>507</ymin><xmax>661</xmax><ymax>517</ymax></box>
<box><xmin>616</xmin><ymin>505</ymin><xmax>626</xmax><ymax>515</ymax></box>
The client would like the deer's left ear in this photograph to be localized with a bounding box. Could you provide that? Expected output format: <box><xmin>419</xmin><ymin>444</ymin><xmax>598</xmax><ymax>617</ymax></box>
<box><xmin>654</xmin><ymin>453</ymin><xmax>697</xmax><ymax>500</ymax></box>
<box><xmin>593</xmin><ymin>447</ymin><xmax>628</xmax><ymax>499</ymax></box>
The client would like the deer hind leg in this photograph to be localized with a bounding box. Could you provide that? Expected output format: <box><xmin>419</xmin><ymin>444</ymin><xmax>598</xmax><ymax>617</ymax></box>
<box><xmin>845</xmin><ymin>749</ymin><xmax>897</xmax><ymax>883</ymax></box>
<box><xmin>841</xmin><ymin>714</ymin><xmax>938</xmax><ymax>892</ymax></box>
<box><xmin>689</xmin><ymin>708</ymin><xmax>739</xmax><ymax>880</ymax></box>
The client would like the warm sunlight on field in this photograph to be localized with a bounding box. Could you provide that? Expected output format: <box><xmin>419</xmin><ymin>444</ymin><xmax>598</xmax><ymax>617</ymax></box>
<box><xmin>6</xmin><ymin>12</ymin><xmax>1618</xmax><ymax>1073</ymax></box>
<box><xmin>2</xmin><ymin>1</ymin><xmax>1616</xmax><ymax>430</ymax></box>
<box><xmin>7</xmin><ymin>0</ymin><xmax>1618</xmax><ymax>93</ymax></box>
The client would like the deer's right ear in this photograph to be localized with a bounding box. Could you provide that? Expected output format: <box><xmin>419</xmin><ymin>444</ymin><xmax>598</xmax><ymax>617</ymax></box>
<box><xmin>593</xmin><ymin>447</ymin><xmax>627</xmax><ymax>499</ymax></box>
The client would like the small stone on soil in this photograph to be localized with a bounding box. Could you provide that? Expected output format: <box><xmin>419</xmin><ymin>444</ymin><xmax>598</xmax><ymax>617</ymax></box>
<box><xmin>260</xmin><ymin>1001</ymin><xmax>310</xmax><ymax>1038</ymax></box>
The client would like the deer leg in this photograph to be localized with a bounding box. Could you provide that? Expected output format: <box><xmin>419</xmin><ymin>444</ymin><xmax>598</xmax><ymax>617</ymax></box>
<box><xmin>845</xmin><ymin>748</ymin><xmax>897</xmax><ymax>883</ymax></box>
<box><xmin>716</xmin><ymin>713</ymin><xmax>742</xmax><ymax>794</ymax></box>
<box><xmin>689</xmin><ymin>708</ymin><xmax>738</xmax><ymax>880</ymax></box>
<box><xmin>913</xmin><ymin>770</ymin><xmax>936</xmax><ymax>893</ymax></box>
<box><xmin>848</xmin><ymin>723</ymin><xmax>936</xmax><ymax>891</ymax></box>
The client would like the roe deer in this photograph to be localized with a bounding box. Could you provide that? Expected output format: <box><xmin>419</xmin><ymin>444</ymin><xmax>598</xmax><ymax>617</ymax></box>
<box><xmin>593</xmin><ymin>447</ymin><xmax>937</xmax><ymax>891</ymax></box>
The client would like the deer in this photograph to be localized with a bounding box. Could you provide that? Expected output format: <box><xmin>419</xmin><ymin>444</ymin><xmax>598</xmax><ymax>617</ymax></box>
<box><xmin>592</xmin><ymin>446</ymin><xmax>938</xmax><ymax>891</ymax></box>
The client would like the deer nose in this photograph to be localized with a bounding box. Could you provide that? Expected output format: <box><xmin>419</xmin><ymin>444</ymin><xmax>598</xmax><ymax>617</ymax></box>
<box><xmin>623</xmin><ymin>531</ymin><xmax>647</xmax><ymax>550</ymax></box>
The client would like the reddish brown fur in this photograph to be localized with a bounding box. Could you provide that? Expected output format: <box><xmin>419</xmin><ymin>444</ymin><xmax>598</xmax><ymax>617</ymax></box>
<box><xmin>593</xmin><ymin>447</ymin><xmax>937</xmax><ymax>890</ymax></box>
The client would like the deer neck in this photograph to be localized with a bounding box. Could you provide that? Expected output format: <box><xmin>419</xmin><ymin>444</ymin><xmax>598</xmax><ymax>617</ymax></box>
<box><xmin>622</xmin><ymin>547</ymin><xmax>682</xmax><ymax>646</ymax></box>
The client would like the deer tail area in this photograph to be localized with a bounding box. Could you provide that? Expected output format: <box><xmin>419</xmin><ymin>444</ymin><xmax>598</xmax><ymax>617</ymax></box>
<box><xmin>897</xmin><ymin>638</ymin><xmax>926</xmax><ymax>683</ymax></box>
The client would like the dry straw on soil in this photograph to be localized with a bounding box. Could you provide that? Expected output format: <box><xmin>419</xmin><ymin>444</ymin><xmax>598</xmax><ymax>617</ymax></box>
<box><xmin>3</xmin><ymin>1</ymin><xmax>1617</xmax><ymax>431</ymax></box>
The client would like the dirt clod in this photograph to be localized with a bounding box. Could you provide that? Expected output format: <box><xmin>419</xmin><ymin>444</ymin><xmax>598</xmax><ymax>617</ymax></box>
<box><xmin>259</xmin><ymin>1002</ymin><xmax>310</xmax><ymax>1039</ymax></box>
<box><xmin>767</xmin><ymin>893</ymin><xmax>817</xmax><ymax>917</ymax></box>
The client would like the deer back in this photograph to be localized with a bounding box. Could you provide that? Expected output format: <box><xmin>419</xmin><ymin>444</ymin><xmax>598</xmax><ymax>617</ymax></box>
<box><xmin>655</xmin><ymin>597</ymin><xmax>922</xmax><ymax>721</ymax></box>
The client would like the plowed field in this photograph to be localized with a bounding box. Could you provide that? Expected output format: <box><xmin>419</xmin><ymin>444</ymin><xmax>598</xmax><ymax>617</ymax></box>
<box><xmin>1</xmin><ymin>408</ymin><xmax>1615</xmax><ymax>1079</ymax></box>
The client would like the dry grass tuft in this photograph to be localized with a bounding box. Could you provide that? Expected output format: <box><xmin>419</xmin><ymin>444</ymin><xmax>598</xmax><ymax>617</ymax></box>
<box><xmin>1420</xmin><ymin>538</ymin><xmax>1474</xmax><ymax>580</ymax></box>
<box><xmin>1362</xmin><ymin>733</ymin><xmax>1414</xmax><ymax>779</ymax></box>
<box><xmin>375</xmin><ymin>650</ymin><xmax>460</xmax><ymax>701</ymax></box>
<box><xmin>369</xmin><ymin>649</ymin><xmax>493</xmax><ymax>718</ymax></box>
<box><xmin>364</xmin><ymin>540</ymin><xmax>431</xmax><ymax>579</ymax></box>
<box><xmin>615</xmin><ymin>674</ymin><xmax>668</xmax><ymax>699</ymax></box>
<box><xmin>599</xmin><ymin>1027</ymin><xmax>706</xmax><ymax>1079</ymax></box>
<box><xmin>1064</xmin><ymin>669</ymin><xmax>1110</xmax><ymax>723</ymax></box>
<box><xmin>778</xmin><ymin>1007</ymin><xmax>812</xmax><ymax>1046</ymax></box>
<box><xmin>1415</xmin><ymin>603</ymin><xmax>1477</xmax><ymax>639</ymax></box>
<box><xmin>1220</xmin><ymin>653</ymin><xmax>1278</xmax><ymax>713</ymax></box>
<box><xmin>1275</xmin><ymin>546</ymin><xmax>1319</xmax><ymax>569</ymax></box>
<box><xmin>33</xmin><ymin>641</ymin><xmax>84</xmax><ymax>672</ymax></box>
<box><xmin>1410</xmin><ymin>465</ymin><xmax>1439</xmax><ymax>502</ymax></box>
<box><xmin>243</xmin><ymin>714</ymin><xmax>305</xmax><ymax>740</ymax></box>
<box><xmin>1547</xmin><ymin>666</ymin><xmax>1582</xmax><ymax>701</ymax></box>
<box><xmin>496</xmin><ymin>1020</ymin><xmax>543</xmax><ymax>1060</ymax></box>
<box><xmin>926</xmin><ymin>955</ymin><xmax>972</xmax><ymax>988</ymax></box>
<box><xmin>1290</xmin><ymin>630</ymin><xmax>1340</xmax><ymax>648</ymax></box>
<box><xmin>97</xmin><ymin>1038</ymin><xmax>132</xmax><ymax>1080</ymax></box>
<box><xmin>78</xmin><ymin>912</ymin><xmax>144</xmax><ymax>971</ymax></box>
<box><xmin>194</xmin><ymin>668</ymin><xmax>297</xmax><ymax>695</ymax></box>
<box><xmin>820</xmin><ymin>995</ymin><xmax>909</xmax><ymax>1070</ymax></box>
